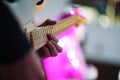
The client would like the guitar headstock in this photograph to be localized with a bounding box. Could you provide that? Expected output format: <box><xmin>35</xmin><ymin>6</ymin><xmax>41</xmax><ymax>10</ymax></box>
<box><xmin>69</xmin><ymin>8</ymin><xmax>87</xmax><ymax>26</ymax></box>
<box><xmin>76</xmin><ymin>15</ymin><xmax>87</xmax><ymax>26</ymax></box>
<box><xmin>58</xmin><ymin>7</ymin><xmax>87</xmax><ymax>26</ymax></box>
<box><xmin>2</xmin><ymin>0</ymin><xmax>46</xmax><ymax>26</ymax></box>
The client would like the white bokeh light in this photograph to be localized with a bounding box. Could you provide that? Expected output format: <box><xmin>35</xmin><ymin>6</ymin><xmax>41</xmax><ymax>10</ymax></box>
<box><xmin>67</xmin><ymin>50</ymin><xmax>75</xmax><ymax>59</ymax></box>
<box><xmin>70</xmin><ymin>10</ymin><xmax>75</xmax><ymax>15</ymax></box>
<box><xmin>71</xmin><ymin>59</ymin><xmax>80</xmax><ymax>68</ymax></box>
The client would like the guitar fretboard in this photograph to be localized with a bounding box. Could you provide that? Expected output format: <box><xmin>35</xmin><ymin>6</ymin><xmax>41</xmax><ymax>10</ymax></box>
<box><xmin>30</xmin><ymin>15</ymin><xmax>86</xmax><ymax>50</ymax></box>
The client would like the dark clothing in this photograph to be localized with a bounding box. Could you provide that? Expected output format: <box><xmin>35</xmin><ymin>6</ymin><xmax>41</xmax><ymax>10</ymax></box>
<box><xmin>0</xmin><ymin>1</ymin><xmax>31</xmax><ymax>65</ymax></box>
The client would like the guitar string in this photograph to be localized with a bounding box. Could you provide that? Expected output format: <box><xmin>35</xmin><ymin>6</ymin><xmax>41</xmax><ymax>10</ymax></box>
<box><xmin>31</xmin><ymin>15</ymin><xmax>85</xmax><ymax>50</ymax></box>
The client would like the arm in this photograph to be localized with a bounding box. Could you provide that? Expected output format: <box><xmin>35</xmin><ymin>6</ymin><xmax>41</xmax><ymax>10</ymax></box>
<box><xmin>1</xmin><ymin>50</ymin><xmax>45</xmax><ymax>80</ymax></box>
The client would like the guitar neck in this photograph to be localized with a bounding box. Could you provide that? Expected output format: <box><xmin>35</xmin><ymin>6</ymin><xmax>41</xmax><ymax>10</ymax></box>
<box><xmin>30</xmin><ymin>15</ymin><xmax>86</xmax><ymax>51</ymax></box>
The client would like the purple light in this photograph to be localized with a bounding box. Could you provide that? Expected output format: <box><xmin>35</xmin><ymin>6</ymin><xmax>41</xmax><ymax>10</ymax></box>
<box><xmin>42</xmin><ymin>7</ymin><xmax>87</xmax><ymax>80</ymax></box>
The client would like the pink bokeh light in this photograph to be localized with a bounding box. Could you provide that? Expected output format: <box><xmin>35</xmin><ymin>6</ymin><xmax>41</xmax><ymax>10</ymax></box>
<box><xmin>42</xmin><ymin>7</ymin><xmax>87</xmax><ymax>80</ymax></box>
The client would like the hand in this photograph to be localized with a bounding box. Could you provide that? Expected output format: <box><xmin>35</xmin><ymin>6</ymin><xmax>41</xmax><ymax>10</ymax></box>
<box><xmin>37</xmin><ymin>19</ymin><xmax>62</xmax><ymax>58</ymax></box>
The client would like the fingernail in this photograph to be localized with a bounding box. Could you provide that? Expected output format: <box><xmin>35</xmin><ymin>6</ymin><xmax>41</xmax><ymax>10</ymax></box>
<box><xmin>53</xmin><ymin>53</ymin><xmax>58</xmax><ymax>56</ymax></box>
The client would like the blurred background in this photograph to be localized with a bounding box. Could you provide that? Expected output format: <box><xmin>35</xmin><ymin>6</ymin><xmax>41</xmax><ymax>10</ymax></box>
<box><xmin>34</xmin><ymin>0</ymin><xmax>120</xmax><ymax>80</ymax></box>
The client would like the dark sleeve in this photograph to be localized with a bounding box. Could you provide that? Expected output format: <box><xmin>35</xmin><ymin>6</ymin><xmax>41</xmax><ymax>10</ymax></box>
<box><xmin>0</xmin><ymin>1</ymin><xmax>32</xmax><ymax>65</ymax></box>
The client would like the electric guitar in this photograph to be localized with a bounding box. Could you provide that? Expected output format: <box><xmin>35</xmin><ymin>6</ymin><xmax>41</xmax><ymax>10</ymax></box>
<box><xmin>3</xmin><ymin>0</ymin><xmax>86</xmax><ymax>51</ymax></box>
<box><xmin>3</xmin><ymin>0</ymin><xmax>86</xmax><ymax>79</ymax></box>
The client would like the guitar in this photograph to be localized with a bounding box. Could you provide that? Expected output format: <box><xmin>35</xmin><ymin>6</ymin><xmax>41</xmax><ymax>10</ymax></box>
<box><xmin>3</xmin><ymin>0</ymin><xmax>86</xmax><ymax>51</ymax></box>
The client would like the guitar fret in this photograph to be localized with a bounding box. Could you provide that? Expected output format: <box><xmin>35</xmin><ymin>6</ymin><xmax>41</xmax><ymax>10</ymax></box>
<box><xmin>30</xmin><ymin>15</ymin><xmax>86</xmax><ymax>50</ymax></box>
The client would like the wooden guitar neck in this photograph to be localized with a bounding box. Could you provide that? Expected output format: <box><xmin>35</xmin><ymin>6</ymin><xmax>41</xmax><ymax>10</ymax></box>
<box><xmin>30</xmin><ymin>15</ymin><xmax>86</xmax><ymax>51</ymax></box>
